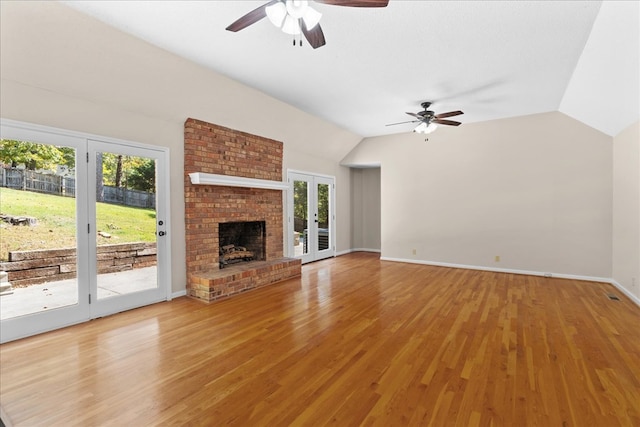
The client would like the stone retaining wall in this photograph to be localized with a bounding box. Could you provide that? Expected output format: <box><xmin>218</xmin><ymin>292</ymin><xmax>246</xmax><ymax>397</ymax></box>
<box><xmin>0</xmin><ymin>242</ymin><xmax>156</xmax><ymax>287</ymax></box>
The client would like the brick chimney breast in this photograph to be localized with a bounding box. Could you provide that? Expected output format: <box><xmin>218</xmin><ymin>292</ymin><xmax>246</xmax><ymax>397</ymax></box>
<box><xmin>184</xmin><ymin>118</ymin><xmax>300</xmax><ymax>302</ymax></box>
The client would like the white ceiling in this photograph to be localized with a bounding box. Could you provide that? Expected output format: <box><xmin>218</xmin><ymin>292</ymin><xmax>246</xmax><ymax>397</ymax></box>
<box><xmin>61</xmin><ymin>1</ymin><xmax>639</xmax><ymax>138</ymax></box>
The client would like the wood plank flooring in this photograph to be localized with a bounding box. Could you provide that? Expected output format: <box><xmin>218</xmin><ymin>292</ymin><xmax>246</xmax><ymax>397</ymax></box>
<box><xmin>1</xmin><ymin>252</ymin><xmax>639</xmax><ymax>426</ymax></box>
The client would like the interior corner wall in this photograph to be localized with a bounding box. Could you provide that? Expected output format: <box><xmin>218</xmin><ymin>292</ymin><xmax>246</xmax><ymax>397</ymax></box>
<box><xmin>612</xmin><ymin>120</ymin><xmax>640</xmax><ymax>299</ymax></box>
<box><xmin>350</xmin><ymin>168</ymin><xmax>381</xmax><ymax>251</ymax></box>
<box><xmin>342</xmin><ymin>112</ymin><xmax>613</xmax><ymax>278</ymax></box>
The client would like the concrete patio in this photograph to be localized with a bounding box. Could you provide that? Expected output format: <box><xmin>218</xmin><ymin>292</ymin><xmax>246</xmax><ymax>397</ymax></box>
<box><xmin>0</xmin><ymin>266</ymin><xmax>157</xmax><ymax>320</ymax></box>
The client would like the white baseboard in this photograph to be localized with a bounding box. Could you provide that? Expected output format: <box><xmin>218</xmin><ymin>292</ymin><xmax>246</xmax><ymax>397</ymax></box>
<box><xmin>381</xmin><ymin>256</ymin><xmax>549</xmax><ymax>277</ymax></box>
<box><xmin>380</xmin><ymin>257</ymin><xmax>640</xmax><ymax>307</ymax></box>
<box><xmin>608</xmin><ymin>279</ymin><xmax>640</xmax><ymax>307</ymax></box>
<box><xmin>171</xmin><ymin>290</ymin><xmax>187</xmax><ymax>299</ymax></box>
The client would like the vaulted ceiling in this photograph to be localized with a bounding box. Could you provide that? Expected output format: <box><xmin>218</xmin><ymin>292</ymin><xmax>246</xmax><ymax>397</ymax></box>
<box><xmin>33</xmin><ymin>1</ymin><xmax>640</xmax><ymax>138</ymax></box>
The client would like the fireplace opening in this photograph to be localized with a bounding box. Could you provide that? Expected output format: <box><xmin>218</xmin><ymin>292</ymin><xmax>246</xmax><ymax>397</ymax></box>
<box><xmin>218</xmin><ymin>221</ymin><xmax>266</xmax><ymax>268</ymax></box>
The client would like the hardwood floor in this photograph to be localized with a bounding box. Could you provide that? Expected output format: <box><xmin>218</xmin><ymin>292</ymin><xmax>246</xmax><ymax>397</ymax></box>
<box><xmin>1</xmin><ymin>252</ymin><xmax>639</xmax><ymax>426</ymax></box>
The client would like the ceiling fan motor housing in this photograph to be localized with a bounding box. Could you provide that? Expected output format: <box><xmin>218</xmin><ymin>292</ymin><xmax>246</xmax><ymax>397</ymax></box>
<box><xmin>419</xmin><ymin>102</ymin><xmax>435</xmax><ymax>119</ymax></box>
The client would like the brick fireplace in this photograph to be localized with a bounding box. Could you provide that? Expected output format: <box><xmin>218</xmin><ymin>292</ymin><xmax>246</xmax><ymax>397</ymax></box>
<box><xmin>184</xmin><ymin>118</ymin><xmax>301</xmax><ymax>302</ymax></box>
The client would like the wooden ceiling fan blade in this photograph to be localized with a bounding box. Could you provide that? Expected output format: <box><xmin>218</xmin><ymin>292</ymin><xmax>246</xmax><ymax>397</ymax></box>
<box><xmin>301</xmin><ymin>20</ymin><xmax>326</xmax><ymax>49</ymax></box>
<box><xmin>226</xmin><ymin>0</ymin><xmax>278</xmax><ymax>32</ymax></box>
<box><xmin>386</xmin><ymin>120</ymin><xmax>419</xmax><ymax>127</ymax></box>
<box><xmin>433</xmin><ymin>119</ymin><xmax>462</xmax><ymax>126</ymax></box>
<box><xmin>435</xmin><ymin>110</ymin><xmax>464</xmax><ymax>119</ymax></box>
<box><xmin>405</xmin><ymin>112</ymin><xmax>423</xmax><ymax>119</ymax></box>
<box><xmin>314</xmin><ymin>0</ymin><xmax>389</xmax><ymax>7</ymax></box>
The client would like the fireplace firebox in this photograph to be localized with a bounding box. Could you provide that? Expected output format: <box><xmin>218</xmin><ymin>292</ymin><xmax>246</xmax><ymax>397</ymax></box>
<box><xmin>218</xmin><ymin>221</ymin><xmax>265</xmax><ymax>268</ymax></box>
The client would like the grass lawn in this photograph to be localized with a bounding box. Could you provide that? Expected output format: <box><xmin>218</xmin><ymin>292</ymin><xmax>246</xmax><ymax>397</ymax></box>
<box><xmin>0</xmin><ymin>187</ymin><xmax>156</xmax><ymax>261</ymax></box>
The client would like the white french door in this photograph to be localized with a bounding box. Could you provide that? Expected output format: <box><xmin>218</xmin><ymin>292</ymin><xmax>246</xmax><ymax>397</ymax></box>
<box><xmin>288</xmin><ymin>171</ymin><xmax>335</xmax><ymax>264</ymax></box>
<box><xmin>0</xmin><ymin>123</ymin><xmax>90</xmax><ymax>343</ymax></box>
<box><xmin>0</xmin><ymin>119</ymin><xmax>169</xmax><ymax>343</ymax></box>
<box><xmin>88</xmin><ymin>140</ymin><xmax>168</xmax><ymax>318</ymax></box>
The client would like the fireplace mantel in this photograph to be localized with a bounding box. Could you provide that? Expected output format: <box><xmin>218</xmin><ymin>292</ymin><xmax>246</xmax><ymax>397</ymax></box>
<box><xmin>189</xmin><ymin>172</ymin><xmax>289</xmax><ymax>191</ymax></box>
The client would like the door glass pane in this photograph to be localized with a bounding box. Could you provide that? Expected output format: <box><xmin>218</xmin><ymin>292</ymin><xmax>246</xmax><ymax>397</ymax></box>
<box><xmin>0</xmin><ymin>139</ymin><xmax>79</xmax><ymax>319</ymax></box>
<box><xmin>95</xmin><ymin>151</ymin><xmax>157</xmax><ymax>299</ymax></box>
<box><xmin>317</xmin><ymin>183</ymin><xmax>330</xmax><ymax>251</ymax></box>
<box><xmin>293</xmin><ymin>180</ymin><xmax>309</xmax><ymax>257</ymax></box>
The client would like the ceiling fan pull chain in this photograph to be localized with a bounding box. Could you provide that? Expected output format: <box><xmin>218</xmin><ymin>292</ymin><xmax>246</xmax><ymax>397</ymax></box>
<box><xmin>292</xmin><ymin>33</ymin><xmax>302</xmax><ymax>47</ymax></box>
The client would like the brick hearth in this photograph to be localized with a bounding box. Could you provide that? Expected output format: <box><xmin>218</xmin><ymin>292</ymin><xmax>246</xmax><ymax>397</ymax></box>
<box><xmin>188</xmin><ymin>258</ymin><xmax>301</xmax><ymax>301</ymax></box>
<box><xmin>184</xmin><ymin>118</ymin><xmax>301</xmax><ymax>302</ymax></box>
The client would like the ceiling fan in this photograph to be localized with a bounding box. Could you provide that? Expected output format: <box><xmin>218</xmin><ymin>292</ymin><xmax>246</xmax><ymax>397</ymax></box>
<box><xmin>226</xmin><ymin>0</ymin><xmax>389</xmax><ymax>49</ymax></box>
<box><xmin>386</xmin><ymin>102</ymin><xmax>464</xmax><ymax>134</ymax></box>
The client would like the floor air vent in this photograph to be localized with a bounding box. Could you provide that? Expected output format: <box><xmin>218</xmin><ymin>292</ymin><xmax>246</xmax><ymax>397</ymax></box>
<box><xmin>606</xmin><ymin>293</ymin><xmax>621</xmax><ymax>301</ymax></box>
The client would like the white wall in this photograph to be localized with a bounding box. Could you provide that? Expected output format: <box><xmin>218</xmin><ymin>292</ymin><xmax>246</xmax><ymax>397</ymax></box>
<box><xmin>0</xmin><ymin>1</ymin><xmax>362</xmax><ymax>293</ymax></box>
<box><xmin>342</xmin><ymin>112</ymin><xmax>613</xmax><ymax>279</ymax></box>
<box><xmin>612</xmin><ymin>120</ymin><xmax>640</xmax><ymax>299</ymax></box>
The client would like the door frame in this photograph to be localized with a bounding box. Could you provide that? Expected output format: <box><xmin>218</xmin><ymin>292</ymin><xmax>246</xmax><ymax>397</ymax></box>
<box><xmin>87</xmin><ymin>139</ymin><xmax>170</xmax><ymax>318</ymax></box>
<box><xmin>286</xmin><ymin>169</ymin><xmax>335</xmax><ymax>264</ymax></box>
<box><xmin>0</xmin><ymin>118</ymin><xmax>172</xmax><ymax>343</ymax></box>
<box><xmin>0</xmin><ymin>119</ymin><xmax>91</xmax><ymax>342</ymax></box>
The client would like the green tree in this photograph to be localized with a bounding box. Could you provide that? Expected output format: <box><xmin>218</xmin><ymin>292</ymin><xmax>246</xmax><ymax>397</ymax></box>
<box><xmin>115</xmin><ymin>155</ymin><xmax>124</xmax><ymax>188</ymax></box>
<box><xmin>100</xmin><ymin>153</ymin><xmax>155</xmax><ymax>192</ymax></box>
<box><xmin>59</xmin><ymin>147</ymin><xmax>75</xmax><ymax>168</ymax></box>
<box><xmin>96</xmin><ymin>151</ymin><xmax>104</xmax><ymax>202</ymax></box>
<box><xmin>0</xmin><ymin>139</ymin><xmax>69</xmax><ymax>171</ymax></box>
<box><xmin>317</xmin><ymin>183</ymin><xmax>329</xmax><ymax>226</ymax></box>
<box><xmin>101</xmin><ymin>152</ymin><xmax>119</xmax><ymax>186</ymax></box>
<box><xmin>128</xmin><ymin>158</ymin><xmax>156</xmax><ymax>192</ymax></box>
<box><xmin>294</xmin><ymin>181</ymin><xmax>308</xmax><ymax>220</ymax></box>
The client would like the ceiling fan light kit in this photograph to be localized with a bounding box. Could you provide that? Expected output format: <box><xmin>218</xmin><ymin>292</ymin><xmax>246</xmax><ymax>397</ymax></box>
<box><xmin>226</xmin><ymin>0</ymin><xmax>389</xmax><ymax>49</ymax></box>
<box><xmin>265</xmin><ymin>2</ymin><xmax>287</xmax><ymax>27</ymax></box>
<box><xmin>267</xmin><ymin>1</ymin><xmax>322</xmax><ymax>35</ymax></box>
<box><xmin>414</xmin><ymin>122</ymin><xmax>437</xmax><ymax>134</ymax></box>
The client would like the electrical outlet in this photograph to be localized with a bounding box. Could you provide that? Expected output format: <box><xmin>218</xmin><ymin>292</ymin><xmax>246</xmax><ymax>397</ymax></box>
<box><xmin>494</xmin><ymin>255</ymin><xmax>500</xmax><ymax>262</ymax></box>
<box><xmin>412</xmin><ymin>249</ymin><xmax>417</xmax><ymax>255</ymax></box>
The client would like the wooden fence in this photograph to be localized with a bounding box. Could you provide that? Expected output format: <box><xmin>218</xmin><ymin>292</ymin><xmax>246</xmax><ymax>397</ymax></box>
<box><xmin>1</xmin><ymin>168</ymin><xmax>75</xmax><ymax>197</ymax></box>
<box><xmin>102</xmin><ymin>186</ymin><xmax>155</xmax><ymax>208</ymax></box>
<box><xmin>0</xmin><ymin>168</ymin><xmax>155</xmax><ymax>208</ymax></box>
